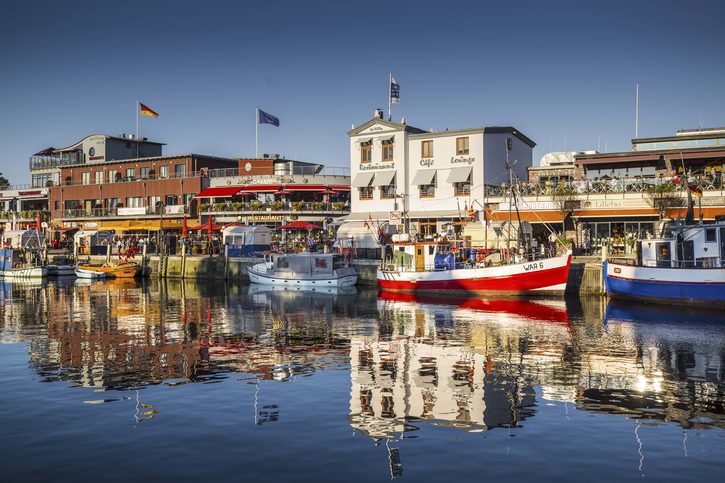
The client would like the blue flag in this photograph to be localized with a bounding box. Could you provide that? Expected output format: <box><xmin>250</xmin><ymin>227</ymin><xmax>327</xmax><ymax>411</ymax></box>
<box><xmin>258</xmin><ymin>108</ymin><xmax>280</xmax><ymax>126</ymax></box>
<box><xmin>390</xmin><ymin>77</ymin><xmax>400</xmax><ymax>104</ymax></box>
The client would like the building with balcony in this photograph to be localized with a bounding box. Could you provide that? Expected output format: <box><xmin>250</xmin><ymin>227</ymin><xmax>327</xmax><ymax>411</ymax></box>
<box><xmin>48</xmin><ymin>153</ymin><xmax>238</xmax><ymax>232</ymax></box>
<box><xmin>483</xmin><ymin>127</ymin><xmax>725</xmax><ymax>255</ymax></box>
<box><xmin>30</xmin><ymin>134</ymin><xmax>164</xmax><ymax>188</ymax></box>
<box><xmin>0</xmin><ymin>186</ymin><xmax>50</xmax><ymax>229</ymax></box>
<box><xmin>194</xmin><ymin>155</ymin><xmax>351</xmax><ymax>229</ymax></box>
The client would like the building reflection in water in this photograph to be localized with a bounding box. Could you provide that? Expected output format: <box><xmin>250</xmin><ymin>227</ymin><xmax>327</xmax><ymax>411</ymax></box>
<box><xmin>0</xmin><ymin>280</ymin><xmax>723</xmax><ymax>443</ymax></box>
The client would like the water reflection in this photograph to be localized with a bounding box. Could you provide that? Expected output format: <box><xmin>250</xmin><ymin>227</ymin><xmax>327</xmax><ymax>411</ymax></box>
<box><xmin>0</xmin><ymin>280</ymin><xmax>723</xmax><ymax>478</ymax></box>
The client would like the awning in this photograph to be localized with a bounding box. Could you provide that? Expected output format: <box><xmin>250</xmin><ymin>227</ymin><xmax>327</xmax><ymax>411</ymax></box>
<box><xmin>331</xmin><ymin>185</ymin><xmax>351</xmax><ymax>191</ymax></box>
<box><xmin>491</xmin><ymin>211</ymin><xmax>564</xmax><ymax>223</ymax></box>
<box><xmin>355</xmin><ymin>137</ymin><xmax>372</xmax><ymax>145</ymax></box>
<box><xmin>195</xmin><ymin>186</ymin><xmax>241</xmax><ymax>198</ymax></box>
<box><xmin>352</xmin><ymin>172</ymin><xmax>375</xmax><ymax>187</ymax></box>
<box><xmin>285</xmin><ymin>184</ymin><xmax>326</xmax><ymax>191</ymax></box>
<box><xmin>411</xmin><ymin>169</ymin><xmax>437</xmax><ymax>185</ymax></box>
<box><xmin>372</xmin><ymin>171</ymin><xmax>396</xmax><ymax>187</ymax></box>
<box><xmin>447</xmin><ymin>167</ymin><xmax>472</xmax><ymax>183</ymax></box>
<box><xmin>238</xmin><ymin>185</ymin><xmax>282</xmax><ymax>192</ymax></box>
<box><xmin>376</xmin><ymin>135</ymin><xmax>394</xmax><ymax>143</ymax></box>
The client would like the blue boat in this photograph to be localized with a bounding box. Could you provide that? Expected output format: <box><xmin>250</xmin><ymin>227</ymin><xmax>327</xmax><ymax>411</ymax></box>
<box><xmin>604</xmin><ymin>220</ymin><xmax>725</xmax><ymax>308</ymax></box>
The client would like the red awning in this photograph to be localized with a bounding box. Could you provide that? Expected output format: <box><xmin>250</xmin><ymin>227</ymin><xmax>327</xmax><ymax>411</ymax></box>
<box><xmin>195</xmin><ymin>186</ymin><xmax>242</xmax><ymax>198</ymax></box>
<box><xmin>331</xmin><ymin>185</ymin><xmax>351</xmax><ymax>191</ymax></box>
<box><xmin>276</xmin><ymin>221</ymin><xmax>323</xmax><ymax>230</ymax></box>
<box><xmin>238</xmin><ymin>185</ymin><xmax>282</xmax><ymax>192</ymax></box>
<box><xmin>285</xmin><ymin>184</ymin><xmax>326</xmax><ymax>191</ymax></box>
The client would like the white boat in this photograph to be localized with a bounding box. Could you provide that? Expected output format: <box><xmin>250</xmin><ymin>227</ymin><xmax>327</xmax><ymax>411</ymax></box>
<box><xmin>0</xmin><ymin>248</ymin><xmax>47</xmax><ymax>279</ymax></box>
<box><xmin>47</xmin><ymin>264</ymin><xmax>76</xmax><ymax>277</ymax></box>
<box><xmin>75</xmin><ymin>267</ymin><xmax>107</xmax><ymax>279</ymax></box>
<box><xmin>248</xmin><ymin>252</ymin><xmax>357</xmax><ymax>287</ymax></box>
<box><xmin>605</xmin><ymin>220</ymin><xmax>725</xmax><ymax>308</ymax></box>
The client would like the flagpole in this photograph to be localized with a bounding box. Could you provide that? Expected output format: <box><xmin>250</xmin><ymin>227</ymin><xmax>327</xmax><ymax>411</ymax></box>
<box><xmin>387</xmin><ymin>73</ymin><xmax>392</xmax><ymax>120</ymax></box>
<box><xmin>135</xmin><ymin>100</ymin><xmax>139</xmax><ymax>158</ymax></box>
<box><xmin>255</xmin><ymin>107</ymin><xmax>259</xmax><ymax>158</ymax></box>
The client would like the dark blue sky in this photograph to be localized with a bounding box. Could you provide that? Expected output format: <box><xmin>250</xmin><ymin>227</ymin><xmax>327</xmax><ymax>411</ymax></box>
<box><xmin>1</xmin><ymin>0</ymin><xmax>724</xmax><ymax>184</ymax></box>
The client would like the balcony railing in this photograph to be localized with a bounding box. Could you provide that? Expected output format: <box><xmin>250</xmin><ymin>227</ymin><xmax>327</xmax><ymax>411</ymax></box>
<box><xmin>207</xmin><ymin>165</ymin><xmax>350</xmax><ymax>178</ymax></box>
<box><xmin>200</xmin><ymin>201</ymin><xmax>349</xmax><ymax>214</ymax></box>
<box><xmin>60</xmin><ymin>205</ymin><xmax>188</xmax><ymax>219</ymax></box>
<box><xmin>485</xmin><ymin>175</ymin><xmax>725</xmax><ymax>198</ymax></box>
<box><xmin>29</xmin><ymin>151</ymin><xmax>83</xmax><ymax>170</ymax></box>
<box><xmin>40</xmin><ymin>171</ymin><xmax>203</xmax><ymax>188</ymax></box>
<box><xmin>0</xmin><ymin>210</ymin><xmax>50</xmax><ymax>222</ymax></box>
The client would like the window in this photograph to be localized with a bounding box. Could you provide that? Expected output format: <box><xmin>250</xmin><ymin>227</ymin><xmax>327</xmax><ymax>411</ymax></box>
<box><xmin>421</xmin><ymin>140</ymin><xmax>433</xmax><ymax>158</ymax></box>
<box><xmin>81</xmin><ymin>172</ymin><xmax>90</xmax><ymax>185</ymax></box>
<box><xmin>277</xmin><ymin>257</ymin><xmax>289</xmax><ymax>268</ymax></box>
<box><xmin>454</xmin><ymin>181</ymin><xmax>471</xmax><ymax>196</ymax></box>
<box><xmin>456</xmin><ymin>137</ymin><xmax>469</xmax><ymax>155</ymax></box>
<box><xmin>419</xmin><ymin>183</ymin><xmax>435</xmax><ymax>198</ymax></box>
<box><xmin>705</xmin><ymin>228</ymin><xmax>716</xmax><ymax>242</ymax></box>
<box><xmin>380</xmin><ymin>185</ymin><xmax>396</xmax><ymax>199</ymax></box>
<box><xmin>174</xmin><ymin>164</ymin><xmax>185</xmax><ymax>177</ymax></box>
<box><xmin>382</xmin><ymin>139</ymin><xmax>394</xmax><ymax>161</ymax></box>
<box><xmin>54</xmin><ymin>201</ymin><xmax>60</xmax><ymax>211</ymax></box>
<box><xmin>359</xmin><ymin>186</ymin><xmax>373</xmax><ymax>200</ymax></box>
<box><xmin>140</xmin><ymin>167</ymin><xmax>150</xmax><ymax>179</ymax></box>
<box><xmin>31</xmin><ymin>173</ymin><xmax>52</xmax><ymax>187</ymax></box>
<box><xmin>148</xmin><ymin>195</ymin><xmax>161</xmax><ymax>208</ymax></box>
<box><xmin>314</xmin><ymin>258</ymin><xmax>328</xmax><ymax>269</ymax></box>
<box><xmin>125</xmin><ymin>168</ymin><xmax>135</xmax><ymax>180</ymax></box>
<box><xmin>165</xmin><ymin>195</ymin><xmax>179</xmax><ymax>206</ymax></box>
<box><xmin>160</xmin><ymin>165</ymin><xmax>169</xmax><ymax>179</ymax></box>
<box><xmin>360</xmin><ymin>142</ymin><xmax>372</xmax><ymax>163</ymax></box>
<box><xmin>107</xmin><ymin>170</ymin><xmax>118</xmax><ymax>183</ymax></box>
<box><xmin>126</xmin><ymin>197</ymin><xmax>143</xmax><ymax>208</ymax></box>
<box><xmin>108</xmin><ymin>198</ymin><xmax>121</xmax><ymax>208</ymax></box>
<box><xmin>94</xmin><ymin>171</ymin><xmax>103</xmax><ymax>184</ymax></box>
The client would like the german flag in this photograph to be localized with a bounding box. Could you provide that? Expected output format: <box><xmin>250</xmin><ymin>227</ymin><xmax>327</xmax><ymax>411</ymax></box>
<box><xmin>689</xmin><ymin>184</ymin><xmax>703</xmax><ymax>198</ymax></box>
<box><xmin>140</xmin><ymin>103</ymin><xmax>159</xmax><ymax>117</ymax></box>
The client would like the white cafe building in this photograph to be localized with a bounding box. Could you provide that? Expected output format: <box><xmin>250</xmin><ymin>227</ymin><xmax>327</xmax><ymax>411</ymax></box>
<box><xmin>339</xmin><ymin>110</ymin><xmax>535</xmax><ymax>251</ymax></box>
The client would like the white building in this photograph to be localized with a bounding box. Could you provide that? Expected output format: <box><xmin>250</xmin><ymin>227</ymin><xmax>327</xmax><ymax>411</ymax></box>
<box><xmin>341</xmin><ymin>110</ymin><xmax>535</xmax><ymax>248</ymax></box>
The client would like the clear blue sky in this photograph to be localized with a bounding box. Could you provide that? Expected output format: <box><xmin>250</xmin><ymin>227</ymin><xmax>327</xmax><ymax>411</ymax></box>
<box><xmin>1</xmin><ymin>0</ymin><xmax>724</xmax><ymax>184</ymax></box>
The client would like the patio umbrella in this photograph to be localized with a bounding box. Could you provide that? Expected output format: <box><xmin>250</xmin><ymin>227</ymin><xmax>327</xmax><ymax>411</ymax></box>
<box><xmin>320</xmin><ymin>188</ymin><xmax>338</xmax><ymax>196</ymax></box>
<box><xmin>274</xmin><ymin>189</ymin><xmax>292</xmax><ymax>196</ymax></box>
<box><xmin>276</xmin><ymin>221</ymin><xmax>323</xmax><ymax>230</ymax></box>
<box><xmin>182</xmin><ymin>214</ymin><xmax>188</xmax><ymax>237</ymax></box>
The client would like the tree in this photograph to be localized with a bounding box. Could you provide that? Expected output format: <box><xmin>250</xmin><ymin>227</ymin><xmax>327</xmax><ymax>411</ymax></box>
<box><xmin>551</xmin><ymin>186</ymin><xmax>580</xmax><ymax>216</ymax></box>
<box><xmin>644</xmin><ymin>183</ymin><xmax>682</xmax><ymax>220</ymax></box>
<box><xmin>0</xmin><ymin>172</ymin><xmax>9</xmax><ymax>189</ymax></box>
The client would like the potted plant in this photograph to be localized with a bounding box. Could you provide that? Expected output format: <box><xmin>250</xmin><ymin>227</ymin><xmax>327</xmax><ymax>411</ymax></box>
<box><xmin>249</xmin><ymin>201</ymin><xmax>263</xmax><ymax>211</ymax></box>
<box><xmin>199</xmin><ymin>203</ymin><xmax>210</xmax><ymax>212</ymax></box>
<box><xmin>291</xmin><ymin>201</ymin><xmax>303</xmax><ymax>211</ymax></box>
<box><xmin>271</xmin><ymin>201</ymin><xmax>283</xmax><ymax>211</ymax></box>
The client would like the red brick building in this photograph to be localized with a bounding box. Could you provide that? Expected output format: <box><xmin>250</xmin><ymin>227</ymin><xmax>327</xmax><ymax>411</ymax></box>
<box><xmin>49</xmin><ymin>153</ymin><xmax>237</xmax><ymax>230</ymax></box>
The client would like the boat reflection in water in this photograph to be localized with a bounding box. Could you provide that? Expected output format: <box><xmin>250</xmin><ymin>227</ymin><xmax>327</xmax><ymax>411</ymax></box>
<box><xmin>0</xmin><ymin>280</ymin><xmax>723</xmax><ymax>480</ymax></box>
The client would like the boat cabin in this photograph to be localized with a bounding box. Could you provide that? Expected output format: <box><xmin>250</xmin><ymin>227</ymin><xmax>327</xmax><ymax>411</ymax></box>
<box><xmin>269</xmin><ymin>252</ymin><xmax>341</xmax><ymax>276</ymax></box>
<box><xmin>639</xmin><ymin>222</ymin><xmax>725</xmax><ymax>268</ymax></box>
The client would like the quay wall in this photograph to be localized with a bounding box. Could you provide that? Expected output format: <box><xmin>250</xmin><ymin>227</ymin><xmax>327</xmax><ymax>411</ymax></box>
<box><xmin>81</xmin><ymin>255</ymin><xmax>605</xmax><ymax>294</ymax></box>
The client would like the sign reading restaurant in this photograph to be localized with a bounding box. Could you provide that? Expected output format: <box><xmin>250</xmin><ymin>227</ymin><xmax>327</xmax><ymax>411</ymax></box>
<box><xmin>359</xmin><ymin>162</ymin><xmax>395</xmax><ymax>171</ymax></box>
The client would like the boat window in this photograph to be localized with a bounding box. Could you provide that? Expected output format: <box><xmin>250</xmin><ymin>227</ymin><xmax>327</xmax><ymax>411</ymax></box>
<box><xmin>314</xmin><ymin>258</ymin><xmax>328</xmax><ymax>269</ymax></box>
<box><xmin>277</xmin><ymin>257</ymin><xmax>289</xmax><ymax>268</ymax></box>
<box><xmin>655</xmin><ymin>242</ymin><xmax>671</xmax><ymax>268</ymax></box>
<box><xmin>705</xmin><ymin>228</ymin><xmax>716</xmax><ymax>242</ymax></box>
<box><xmin>428</xmin><ymin>246</ymin><xmax>435</xmax><ymax>255</ymax></box>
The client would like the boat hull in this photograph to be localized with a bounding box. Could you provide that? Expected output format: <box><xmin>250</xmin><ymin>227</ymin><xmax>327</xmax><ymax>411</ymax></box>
<box><xmin>1</xmin><ymin>267</ymin><xmax>47</xmax><ymax>279</ymax></box>
<box><xmin>75</xmin><ymin>268</ymin><xmax>107</xmax><ymax>279</ymax></box>
<box><xmin>47</xmin><ymin>265</ymin><xmax>76</xmax><ymax>277</ymax></box>
<box><xmin>248</xmin><ymin>263</ymin><xmax>358</xmax><ymax>288</ymax></box>
<box><xmin>76</xmin><ymin>262</ymin><xmax>143</xmax><ymax>279</ymax></box>
<box><xmin>377</xmin><ymin>252</ymin><xmax>571</xmax><ymax>296</ymax></box>
<box><xmin>604</xmin><ymin>261</ymin><xmax>725</xmax><ymax>308</ymax></box>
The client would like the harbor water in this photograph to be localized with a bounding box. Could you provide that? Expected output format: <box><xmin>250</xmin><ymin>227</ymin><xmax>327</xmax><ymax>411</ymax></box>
<box><xmin>0</xmin><ymin>280</ymin><xmax>723</xmax><ymax>482</ymax></box>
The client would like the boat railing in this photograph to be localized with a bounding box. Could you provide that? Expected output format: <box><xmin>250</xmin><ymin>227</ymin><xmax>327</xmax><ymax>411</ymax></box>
<box><xmin>638</xmin><ymin>257</ymin><xmax>723</xmax><ymax>268</ymax></box>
